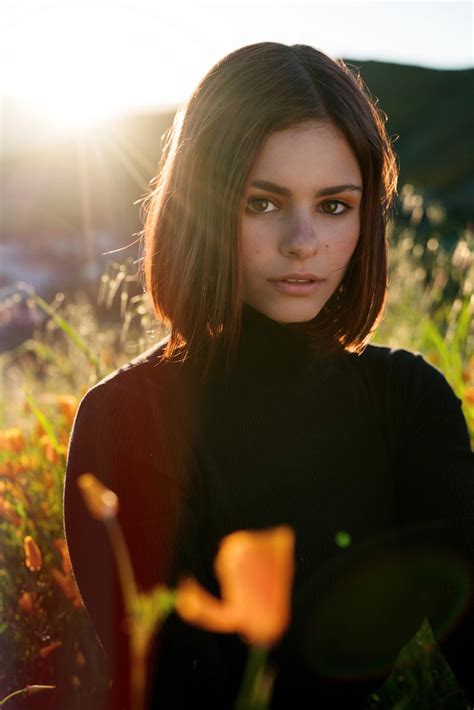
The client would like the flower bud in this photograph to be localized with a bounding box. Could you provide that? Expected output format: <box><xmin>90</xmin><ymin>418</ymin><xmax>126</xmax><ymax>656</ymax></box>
<box><xmin>77</xmin><ymin>473</ymin><xmax>119</xmax><ymax>520</ymax></box>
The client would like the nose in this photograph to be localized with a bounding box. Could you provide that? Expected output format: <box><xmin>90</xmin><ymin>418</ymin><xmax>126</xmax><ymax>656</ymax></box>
<box><xmin>279</xmin><ymin>213</ymin><xmax>319</xmax><ymax>260</ymax></box>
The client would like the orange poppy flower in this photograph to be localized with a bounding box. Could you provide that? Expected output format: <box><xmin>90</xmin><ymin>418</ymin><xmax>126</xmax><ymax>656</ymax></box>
<box><xmin>16</xmin><ymin>454</ymin><xmax>37</xmax><ymax>471</ymax></box>
<box><xmin>54</xmin><ymin>538</ymin><xmax>73</xmax><ymax>575</ymax></box>
<box><xmin>18</xmin><ymin>591</ymin><xmax>35</xmax><ymax>615</ymax></box>
<box><xmin>77</xmin><ymin>473</ymin><xmax>119</xmax><ymax>521</ymax></box>
<box><xmin>0</xmin><ymin>497</ymin><xmax>21</xmax><ymax>526</ymax></box>
<box><xmin>176</xmin><ymin>525</ymin><xmax>295</xmax><ymax>647</ymax></box>
<box><xmin>0</xmin><ymin>461</ymin><xmax>23</xmax><ymax>479</ymax></box>
<box><xmin>24</xmin><ymin>535</ymin><xmax>43</xmax><ymax>571</ymax></box>
<box><xmin>43</xmin><ymin>470</ymin><xmax>54</xmax><ymax>491</ymax></box>
<box><xmin>57</xmin><ymin>395</ymin><xmax>78</xmax><ymax>425</ymax></box>
<box><xmin>39</xmin><ymin>436</ymin><xmax>58</xmax><ymax>465</ymax></box>
<box><xmin>35</xmin><ymin>420</ymin><xmax>46</xmax><ymax>438</ymax></box>
<box><xmin>0</xmin><ymin>428</ymin><xmax>25</xmax><ymax>454</ymax></box>
<box><xmin>39</xmin><ymin>641</ymin><xmax>62</xmax><ymax>659</ymax></box>
<box><xmin>51</xmin><ymin>567</ymin><xmax>83</xmax><ymax>609</ymax></box>
<box><xmin>38</xmin><ymin>435</ymin><xmax>66</xmax><ymax>465</ymax></box>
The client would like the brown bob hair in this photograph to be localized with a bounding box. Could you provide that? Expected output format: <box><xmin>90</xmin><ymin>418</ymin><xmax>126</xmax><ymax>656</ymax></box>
<box><xmin>141</xmin><ymin>41</ymin><xmax>399</xmax><ymax>376</ymax></box>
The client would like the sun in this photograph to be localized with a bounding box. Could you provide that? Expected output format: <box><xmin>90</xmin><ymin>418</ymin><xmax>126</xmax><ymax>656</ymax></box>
<box><xmin>36</xmin><ymin>94</ymin><xmax>124</xmax><ymax>135</ymax></box>
<box><xmin>1</xmin><ymin>3</ymin><xmax>162</xmax><ymax>136</ymax></box>
<box><xmin>1</xmin><ymin>2</ymin><xmax>205</xmax><ymax>136</ymax></box>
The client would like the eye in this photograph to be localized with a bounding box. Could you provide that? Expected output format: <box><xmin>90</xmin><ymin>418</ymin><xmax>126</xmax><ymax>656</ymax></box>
<box><xmin>320</xmin><ymin>200</ymin><xmax>351</xmax><ymax>216</ymax></box>
<box><xmin>245</xmin><ymin>197</ymin><xmax>279</xmax><ymax>214</ymax></box>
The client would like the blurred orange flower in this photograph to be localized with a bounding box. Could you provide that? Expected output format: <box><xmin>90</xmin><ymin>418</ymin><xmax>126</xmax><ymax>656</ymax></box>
<box><xmin>43</xmin><ymin>470</ymin><xmax>54</xmax><ymax>491</ymax></box>
<box><xmin>35</xmin><ymin>420</ymin><xmax>46</xmax><ymax>438</ymax></box>
<box><xmin>102</xmin><ymin>350</ymin><xmax>113</xmax><ymax>369</ymax></box>
<box><xmin>176</xmin><ymin>525</ymin><xmax>295</xmax><ymax>647</ymax></box>
<box><xmin>24</xmin><ymin>535</ymin><xmax>43</xmax><ymax>571</ymax></box>
<box><xmin>54</xmin><ymin>538</ymin><xmax>73</xmax><ymax>575</ymax></box>
<box><xmin>38</xmin><ymin>435</ymin><xmax>66</xmax><ymax>465</ymax></box>
<box><xmin>57</xmin><ymin>395</ymin><xmax>78</xmax><ymax>425</ymax></box>
<box><xmin>39</xmin><ymin>641</ymin><xmax>62</xmax><ymax>659</ymax></box>
<box><xmin>465</xmin><ymin>388</ymin><xmax>474</xmax><ymax>406</ymax></box>
<box><xmin>0</xmin><ymin>460</ymin><xmax>23</xmax><ymax>479</ymax></box>
<box><xmin>51</xmin><ymin>567</ymin><xmax>83</xmax><ymax>609</ymax></box>
<box><xmin>0</xmin><ymin>496</ymin><xmax>21</xmax><ymax>526</ymax></box>
<box><xmin>18</xmin><ymin>454</ymin><xmax>40</xmax><ymax>471</ymax></box>
<box><xmin>0</xmin><ymin>428</ymin><xmax>25</xmax><ymax>454</ymax></box>
<box><xmin>18</xmin><ymin>591</ymin><xmax>36</xmax><ymax>615</ymax></box>
<box><xmin>77</xmin><ymin>473</ymin><xmax>119</xmax><ymax>521</ymax></box>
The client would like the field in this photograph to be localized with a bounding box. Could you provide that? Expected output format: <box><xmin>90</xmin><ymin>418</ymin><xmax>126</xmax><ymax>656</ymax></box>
<box><xmin>0</xmin><ymin>193</ymin><xmax>473</xmax><ymax>709</ymax></box>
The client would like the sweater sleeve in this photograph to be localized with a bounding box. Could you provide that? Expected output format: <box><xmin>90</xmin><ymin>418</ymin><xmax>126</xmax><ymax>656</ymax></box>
<box><xmin>391</xmin><ymin>350</ymin><xmax>474</xmax><ymax>702</ymax></box>
<box><xmin>63</xmin><ymin>370</ymin><xmax>185</xmax><ymax>710</ymax></box>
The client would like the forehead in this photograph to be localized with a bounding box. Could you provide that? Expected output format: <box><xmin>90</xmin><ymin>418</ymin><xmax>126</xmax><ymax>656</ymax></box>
<box><xmin>249</xmin><ymin>121</ymin><xmax>361</xmax><ymax>183</ymax></box>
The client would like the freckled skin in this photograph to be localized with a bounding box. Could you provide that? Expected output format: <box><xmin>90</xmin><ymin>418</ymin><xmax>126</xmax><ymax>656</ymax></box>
<box><xmin>239</xmin><ymin>121</ymin><xmax>362</xmax><ymax>324</ymax></box>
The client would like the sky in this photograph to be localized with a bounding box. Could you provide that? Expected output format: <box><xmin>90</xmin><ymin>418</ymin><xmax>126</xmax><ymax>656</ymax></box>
<box><xmin>1</xmin><ymin>0</ymin><xmax>472</xmax><ymax>131</ymax></box>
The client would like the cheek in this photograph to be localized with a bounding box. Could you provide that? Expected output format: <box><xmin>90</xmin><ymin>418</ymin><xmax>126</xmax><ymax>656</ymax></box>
<box><xmin>324</xmin><ymin>238</ymin><xmax>358</xmax><ymax>285</ymax></box>
<box><xmin>241</xmin><ymin>241</ymin><xmax>260</xmax><ymax>279</ymax></box>
<box><xmin>240</xmin><ymin>226</ymin><xmax>266</xmax><ymax>265</ymax></box>
<box><xmin>328</xmin><ymin>222</ymin><xmax>360</xmax><ymax>261</ymax></box>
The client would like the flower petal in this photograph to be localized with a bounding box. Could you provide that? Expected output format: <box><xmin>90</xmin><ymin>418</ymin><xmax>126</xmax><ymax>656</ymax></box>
<box><xmin>215</xmin><ymin>526</ymin><xmax>295</xmax><ymax>646</ymax></box>
<box><xmin>176</xmin><ymin>577</ymin><xmax>241</xmax><ymax>634</ymax></box>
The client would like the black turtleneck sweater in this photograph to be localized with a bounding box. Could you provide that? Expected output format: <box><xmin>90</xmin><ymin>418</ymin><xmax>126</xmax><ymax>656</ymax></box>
<box><xmin>64</xmin><ymin>305</ymin><xmax>474</xmax><ymax>709</ymax></box>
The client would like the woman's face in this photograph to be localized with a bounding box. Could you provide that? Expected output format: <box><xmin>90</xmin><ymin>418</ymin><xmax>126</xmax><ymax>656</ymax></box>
<box><xmin>239</xmin><ymin>121</ymin><xmax>363</xmax><ymax>324</ymax></box>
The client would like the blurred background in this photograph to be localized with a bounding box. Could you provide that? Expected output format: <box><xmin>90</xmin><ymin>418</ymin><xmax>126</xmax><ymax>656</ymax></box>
<box><xmin>1</xmin><ymin>0</ymin><xmax>473</xmax><ymax>350</ymax></box>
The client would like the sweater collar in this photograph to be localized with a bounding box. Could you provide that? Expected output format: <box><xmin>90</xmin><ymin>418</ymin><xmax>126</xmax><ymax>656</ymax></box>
<box><xmin>212</xmin><ymin>303</ymin><xmax>343</xmax><ymax>395</ymax></box>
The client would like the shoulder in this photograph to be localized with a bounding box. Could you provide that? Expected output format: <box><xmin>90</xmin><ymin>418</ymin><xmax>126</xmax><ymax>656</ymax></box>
<box><xmin>70</xmin><ymin>335</ymin><xmax>202</xmax><ymax>455</ymax></box>
<box><xmin>349</xmin><ymin>342</ymin><xmax>460</xmax><ymax>408</ymax></box>
<box><xmin>83</xmin><ymin>337</ymin><xmax>169</xmax><ymax>400</ymax></box>
<box><xmin>352</xmin><ymin>340</ymin><xmax>438</xmax><ymax>374</ymax></box>
<box><xmin>74</xmin><ymin>336</ymin><xmax>188</xmax><ymax>421</ymax></box>
<box><xmin>343</xmin><ymin>342</ymin><xmax>469</xmax><ymax>456</ymax></box>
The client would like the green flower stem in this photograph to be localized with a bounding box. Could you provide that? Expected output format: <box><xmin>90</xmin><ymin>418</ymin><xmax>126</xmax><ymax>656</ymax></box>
<box><xmin>104</xmin><ymin>517</ymin><xmax>138</xmax><ymax>612</ymax></box>
<box><xmin>104</xmin><ymin>517</ymin><xmax>141</xmax><ymax>709</ymax></box>
<box><xmin>130</xmin><ymin>637</ymin><xmax>147</xmax><ymax>710</ymax></box>
<box><xmin>235</xmin><ymin>644</ymin><xmax>275</xmax><ymax>710</ymax></box>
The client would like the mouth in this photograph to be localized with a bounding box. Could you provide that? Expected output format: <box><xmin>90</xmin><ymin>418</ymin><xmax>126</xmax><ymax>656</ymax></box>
<box><xmin>269</xmin><ymin>273</ymin><xmax>324</xmax><ymax>284</ymax></box>
<box><xmin>277</xmin><ymin>278</ymin><xmax>317</xmax><ymax>284</ymax></box>
<box><xmin>269</xmin><ymin>278</ymin><xmax>324</xmax><ymax>296</ymax></box>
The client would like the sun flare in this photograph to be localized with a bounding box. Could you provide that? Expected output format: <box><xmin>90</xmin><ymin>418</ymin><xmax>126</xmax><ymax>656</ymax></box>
<box><xmin>1</xmin><ymin>2</ymin><xmax>196</xmax><ymax>137</ymax></box>
<box><xmin>37</xmin><ymin>95</ymin><xmax>124</xmax><ymax>135</ymax></box>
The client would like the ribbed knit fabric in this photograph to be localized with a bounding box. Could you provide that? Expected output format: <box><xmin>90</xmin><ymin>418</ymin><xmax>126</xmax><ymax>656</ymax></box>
<box><xmin>64</xmin><ymin>304</ymin><xmax>474</xmax><ymax>709</ymax></box>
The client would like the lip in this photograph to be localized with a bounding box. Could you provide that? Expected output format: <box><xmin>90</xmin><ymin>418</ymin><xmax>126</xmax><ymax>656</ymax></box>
<box><xmin>270</xmin><ymin>272</ymin><xmax>324</xmax><ymax>282</ymax></box>
<box><xmin>268</xmin><ymin>273</ymin><xmax>325</xmax><ymax>296</ymax></box>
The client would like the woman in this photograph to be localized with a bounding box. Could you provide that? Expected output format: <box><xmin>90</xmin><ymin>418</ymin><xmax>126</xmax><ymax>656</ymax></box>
<box><xmin>64</xmin><ymin>42</ymin><xmax>474</xmax><ymax>708</ymax></box>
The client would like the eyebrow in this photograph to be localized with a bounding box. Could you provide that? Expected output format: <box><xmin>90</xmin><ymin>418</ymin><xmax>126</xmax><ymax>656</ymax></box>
<box><xmin>249</xmin><ymin>179</ymin><xmax>363</xmax><ymax>198</ymax></box>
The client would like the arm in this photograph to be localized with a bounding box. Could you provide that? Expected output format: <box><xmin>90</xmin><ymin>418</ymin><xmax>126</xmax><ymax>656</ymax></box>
<box><xmin>63</xmin><ymin>373</ymin><xmax>184</xmax><ymax>710</ymax></box>
<box><xmin>392</xmin><ymin>352</ymin><xmax>474</xmax><ymax>702</ymax></box>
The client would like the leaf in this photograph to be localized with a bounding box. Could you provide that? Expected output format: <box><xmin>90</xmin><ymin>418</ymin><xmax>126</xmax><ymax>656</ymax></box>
<box><xmin>131</xmin><ymin>586</ymin><xmax>176</xmax><ymax>652</ymax></box>
<box><xmin>23</xmin><ymin>390</ymin><xmax>62</xmax><ymax>455</ymax></box>
<box><xmin>27</xmin><ymin>290</ymin><xmax>102</xmax><ymax>380</ymax></box>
